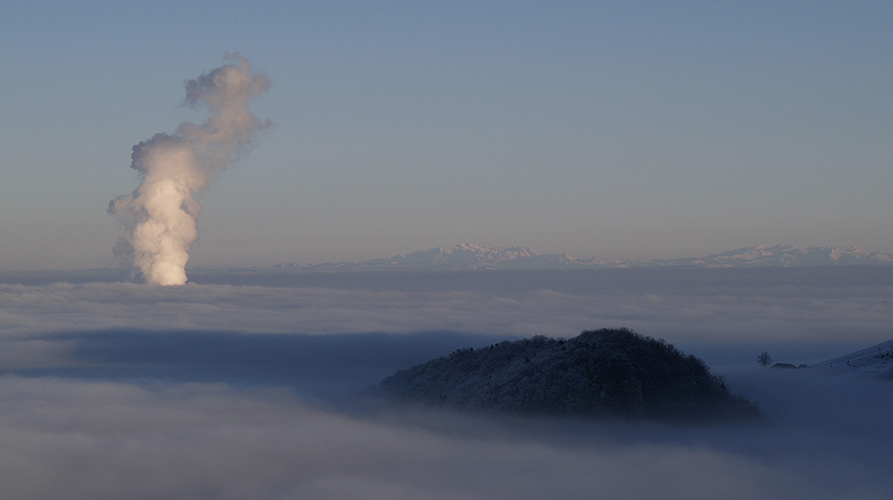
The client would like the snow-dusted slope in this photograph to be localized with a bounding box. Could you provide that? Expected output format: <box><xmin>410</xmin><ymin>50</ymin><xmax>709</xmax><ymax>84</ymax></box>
<box><xmin>811</xmin><ymin>339</ymin><xmax>893</xmax><ymax>378</ymax></box>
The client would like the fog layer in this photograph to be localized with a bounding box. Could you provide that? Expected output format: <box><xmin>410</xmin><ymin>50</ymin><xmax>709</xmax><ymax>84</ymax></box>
<box><xmin>1</xmin><ymin>268</ymin><xmax>890</xmax><ymax>498</ymax></box>
<box><xmin>2</xmin><ymin>268</ymin><xmax>891</xmax><ymax>350</ymax></box>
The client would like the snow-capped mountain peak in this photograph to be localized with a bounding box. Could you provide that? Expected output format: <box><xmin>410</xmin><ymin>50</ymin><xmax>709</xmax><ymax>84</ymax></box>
<box><xmin>396</xmin><ymin>244</ymin><xmax>545</xmax><ymax>268</ymax></box>
<box><xmin>694</xmin><ymin>245</ymin><xmax>892</xmax><ymax>267</ymax></box>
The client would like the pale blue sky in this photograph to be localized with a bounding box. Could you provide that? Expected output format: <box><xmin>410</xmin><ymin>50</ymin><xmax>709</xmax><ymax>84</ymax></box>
<box><xmin>1</xmin><ymin>1</ymin><xmax>891</xmax><ymax>270</ymax></box>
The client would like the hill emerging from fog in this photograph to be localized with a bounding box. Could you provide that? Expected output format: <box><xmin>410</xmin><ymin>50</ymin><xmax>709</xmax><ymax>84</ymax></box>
<box><xmin>270</xmin><ymin>243</ymin><xmax>893</xmax><ymax>271</ymax></box>
<box><xmin>810</xmin><ymin>339</ymin><xmax>893</xmax><ymax>379</ymax></box>
<box><xmin>379</xmin><ymin>328</ymin><xmax>761</xmax><ymax>423</ymax></box>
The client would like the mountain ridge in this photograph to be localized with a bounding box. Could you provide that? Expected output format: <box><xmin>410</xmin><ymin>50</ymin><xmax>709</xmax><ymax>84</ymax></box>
<box><xmin>271</xmin><ymin>243</ymin><xmax>893</xmax><ymax>271</ymax></box>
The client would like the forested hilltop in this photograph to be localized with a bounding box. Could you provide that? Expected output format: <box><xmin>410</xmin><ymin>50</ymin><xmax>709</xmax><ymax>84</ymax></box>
<box><xmin>379</xmin><ymin>328</ymin><xmax>760</xmax><ymax>423</ymax></box>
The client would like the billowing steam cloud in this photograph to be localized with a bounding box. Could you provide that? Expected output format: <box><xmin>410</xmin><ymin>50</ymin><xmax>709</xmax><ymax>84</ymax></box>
<box><xmin>109</xmin><ymin>54</ymin><xmax>269</xmax><ymax>286</ymax></box>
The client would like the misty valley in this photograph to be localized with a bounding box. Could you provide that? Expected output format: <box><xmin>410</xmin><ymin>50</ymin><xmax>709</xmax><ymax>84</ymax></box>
<box><xmin>1</xmin><ymin>267</ymin><xmax>892</xmax><ymax>499</ymax></box>
<box><xmin>5</xmin><ymin>3</ymin><xmax>892</xmax><ymax>498</ymax></box>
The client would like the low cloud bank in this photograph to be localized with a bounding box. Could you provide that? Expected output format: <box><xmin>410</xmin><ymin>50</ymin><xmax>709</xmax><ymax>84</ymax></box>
<box><xmin>1</xmin><ymin>268</ymin><xmax>891</xmax><ymax>347</ymax></box>
<box><xmin>7</xmin><ymin>330</ymin><xmax>509</xmax><ymax>404</ymax></box>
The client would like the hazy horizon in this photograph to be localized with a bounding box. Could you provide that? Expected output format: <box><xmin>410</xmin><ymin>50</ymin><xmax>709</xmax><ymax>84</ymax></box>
<box><xmin>3</xmin><ymin>240</ymin><xmax>893</xmax><ymax>274</ymax></box>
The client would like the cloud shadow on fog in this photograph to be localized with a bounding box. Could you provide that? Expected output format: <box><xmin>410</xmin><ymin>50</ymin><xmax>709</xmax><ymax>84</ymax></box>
<box><xmin>8</xmin><ymin>321</ymin><xmax>887</xmax><ymax>414</ymax></box>
<box><xmin>15</xmin><ymin>329</ymin><xmax>513</xmax><ymax>405</ymax></box>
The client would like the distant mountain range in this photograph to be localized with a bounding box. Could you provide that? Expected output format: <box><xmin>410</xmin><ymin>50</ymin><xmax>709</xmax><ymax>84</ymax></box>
<box><xmin>621</xmin><ymin>244</ymin><xmax>893</xmax><ymax>268</ymax></box>
<box><xmin>272</xmin><ymin>243</ymin><xmax>893</xmax><ymax>271</ymax></box>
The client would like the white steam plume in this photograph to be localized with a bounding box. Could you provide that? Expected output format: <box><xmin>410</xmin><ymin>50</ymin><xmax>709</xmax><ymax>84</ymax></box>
<box><xmin>109</xmin><ymin>54</ymin><xmax>269</xmax><ymax>286</ymax></box>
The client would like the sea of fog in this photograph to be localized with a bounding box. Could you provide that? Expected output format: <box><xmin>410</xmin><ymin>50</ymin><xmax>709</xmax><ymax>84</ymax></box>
<box><xmin>0</xmin><ymin>267</ymin><xmax>891</xmax><ymax>499</ymax></box>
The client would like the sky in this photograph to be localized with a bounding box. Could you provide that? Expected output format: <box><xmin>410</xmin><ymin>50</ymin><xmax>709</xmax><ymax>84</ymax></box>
<box><xmin>2</xmin><ymin>1</ymin><xmax>892</xmax><ymax>271</ymax></box>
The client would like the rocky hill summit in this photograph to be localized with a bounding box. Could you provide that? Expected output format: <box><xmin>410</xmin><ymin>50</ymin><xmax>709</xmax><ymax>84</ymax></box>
<box><xmin>379</xmin><ymin>328</ymin><xmax>761</xmax><ymax>423</ymax></box>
